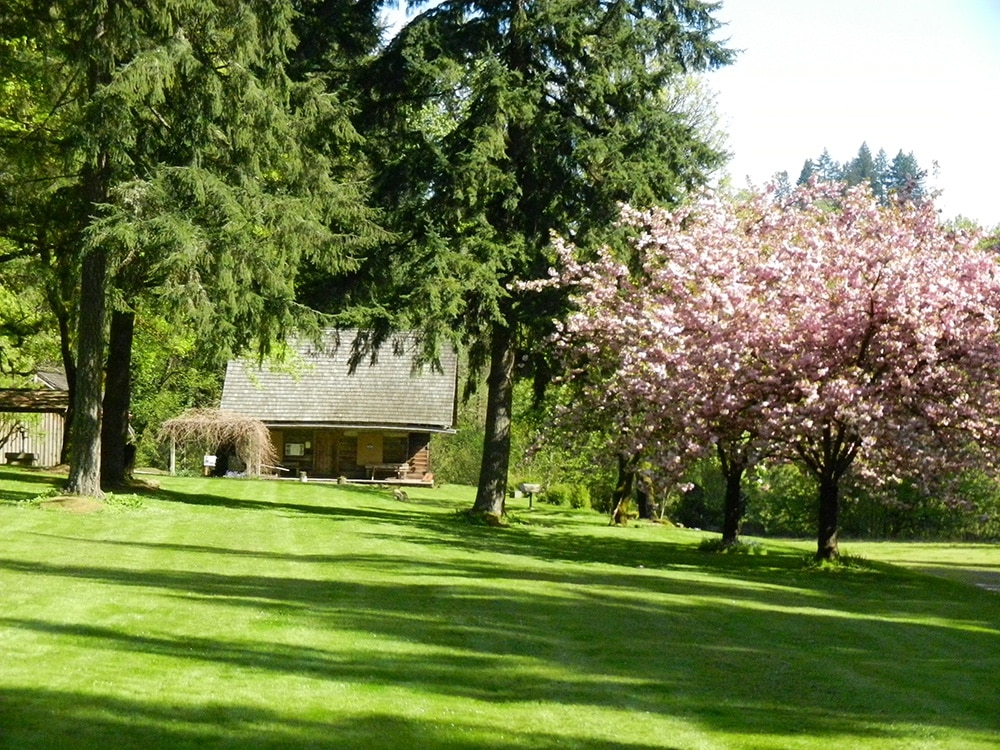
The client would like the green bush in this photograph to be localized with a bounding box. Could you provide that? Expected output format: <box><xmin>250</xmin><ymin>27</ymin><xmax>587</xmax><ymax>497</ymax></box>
<box><xmin>542</xmin><ymin>483</ymin><xmax>590</xmax><ymax>510</ymax></box>
<box><xmin>569</xmin><ymin>484</ymin><xmax>591</xmax><ymax>510</ymax></box>
<box><xmin>698</xmin><ymin>537</ymin><xmax>767</xmax><ymax>555</ymax></box>
<box><xmin>543</xmin><ymin>483</ymin><xmax>571</xmax><ymax>506</ymax></box>
<box><xmin>588</xmin><ymin>483</ymin><xmax>615</xmax><ymax>514</ymax></box>
<box><xmin>664</xmin><ymin>456</ymin><xmax>725</xmax><ymax>531</ymax></box>
<box><xmin>840</xmin><ymin>471</ymin><xmax>1000</xmax><ymax>541</ymax></box>
<box><xmin>744</xmin><ymin>463</ymin><xmax>815</xmax><ymax>537</ymax></box>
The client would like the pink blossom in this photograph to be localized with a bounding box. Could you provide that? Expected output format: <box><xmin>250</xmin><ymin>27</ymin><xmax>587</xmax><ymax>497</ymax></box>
<box><xmin>546</xmin><ymin>181</ymin><xmax>996</xmax><ymax>558</ymax></box>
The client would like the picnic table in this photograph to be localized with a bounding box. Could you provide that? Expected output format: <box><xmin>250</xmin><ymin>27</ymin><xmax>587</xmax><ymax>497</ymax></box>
<box><xmin>5</xmin><ymin>452</ymin><xmax>35</xmax><ymax>466</ymax></box>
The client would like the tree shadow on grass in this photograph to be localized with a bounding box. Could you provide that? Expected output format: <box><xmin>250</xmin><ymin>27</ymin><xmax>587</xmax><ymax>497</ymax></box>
<box><xmin>27</xmin><ymin>478</ymin><xmax>999</xmax><ymax>629</ymax></box>
<box><xmin>17</xmin><ymin>472</ymin><xmax>1000</xmax><ymax>639</ymax></box>
<box><xmin>0</xmin><ymin>687</ymin><xmax>684</xmax><ymax>750</ymax></box>
<box><xmin>0</xmin><ymin>466</ymin><xmax>65</xmax><ymax>503</ymax></box>
<box><xmin>2</xmin><ymin>593</ymin><xmax>996</xmax><ymax>748</ymax></box>
<box><xmin>5</xmin><ymin>478</ymin><xmax>1000</xmax><ymax>745</ymax></box>
<box><xmin>143</xmin><ymin>476</ymin><xmax>794</xmax><ymax>575</ymax></box>
<box><xmin>148</xmin><ymin>479</ymin><xmax>436</xmax><ymax>523</ymax></box>
<box><xmin>1</xmin><ymin>546</ymin><xmax>998</xmax><ymax>745</ymax></box>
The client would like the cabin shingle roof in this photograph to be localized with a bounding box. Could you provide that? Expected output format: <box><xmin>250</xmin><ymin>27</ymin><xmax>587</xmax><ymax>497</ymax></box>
<box><xmin>220</xmin><ymin>331</ymin><xmax>458</xmax><ymax>432</ymax></box>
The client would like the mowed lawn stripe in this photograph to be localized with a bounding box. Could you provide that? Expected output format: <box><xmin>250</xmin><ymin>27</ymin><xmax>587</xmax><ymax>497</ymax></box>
<box><xmin>0</xmin><ymin>468</ymin><xmax>998</xmax><ymax>749</ymax></box>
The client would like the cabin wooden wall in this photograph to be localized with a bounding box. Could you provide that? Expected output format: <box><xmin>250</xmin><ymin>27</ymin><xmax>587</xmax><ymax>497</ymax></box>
<box><xmin>266</xmin><ymin>427</ymin><xmax>435</xmax><ymax>480</ymax></box>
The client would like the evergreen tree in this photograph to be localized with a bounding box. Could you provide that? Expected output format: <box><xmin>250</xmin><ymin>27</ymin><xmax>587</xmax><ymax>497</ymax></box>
<box><xmin>888</xmin><ymin>149</ymin><xmax>927</xmax><ymax>202</ymax></box>
<box><xmin>843</xmin><ymin>142</ymin><xmax>875</xmax><ymax>187</ymax></box>
<box><xmin>814</xmin><ymin>148</ymin><xmax>840</xmax><ymax>182</ymax></box>
<box><xmin>771</xmin><ymin>170</ymin><xmax>792</xmax><ymax>199</ymax></box>
<box><xmin>0</xmin><ymin>20</ymin><xmax>84</xmax><ymax>462</ymax></box>
<box><xmin>348</xmin><ymin>0</ymin><xmax>733</xmax><ymax>516</ymax></box>
<box><xmin>1</xmin><ymin>2</ymin><xmax>379</xmax><ymax>493</ymax></box>
<box><xmin>872</xmin><ymin>147</ymin><xmax>891</xmax><ymax>203</ymax></box>
<box><xmin>795</xmin><ymin>144</ymin><xmax>927</xmax><ymax>207</ymax></box>
<box><xmin>796</xmin><ymin>158</ymin><xmax>815</xmax><ymax>185</ymax></box>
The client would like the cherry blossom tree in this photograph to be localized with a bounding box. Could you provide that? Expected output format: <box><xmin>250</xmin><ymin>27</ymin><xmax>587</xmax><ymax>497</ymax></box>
<box><xmin>547</xmin><ymin>182</ymin><xmax>1000</xmax><ymax>559</ymax></box>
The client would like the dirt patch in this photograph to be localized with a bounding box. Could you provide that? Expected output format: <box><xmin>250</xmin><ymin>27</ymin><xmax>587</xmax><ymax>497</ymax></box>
<box><xmin>38</xmin><ymin>496</ymin><xmax>105</xmax><ymax>513</ymax></box>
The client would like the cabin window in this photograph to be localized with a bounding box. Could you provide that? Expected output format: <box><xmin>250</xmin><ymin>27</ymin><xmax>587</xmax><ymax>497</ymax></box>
<box><xmin>282</xmin><ymin>432</ymin><xmax>313</xmax><ymax>459</ymax></box>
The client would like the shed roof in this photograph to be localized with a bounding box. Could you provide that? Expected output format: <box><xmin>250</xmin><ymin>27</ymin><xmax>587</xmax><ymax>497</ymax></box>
<box><xmin>0</xmin><ymin>389</ymin><xmax>70</xmax><ymax>413</ymax></box>
<box><xmin>220</xmin><ymin>331</ymin><xmax>458</xmax><ymax>432</ymax></box>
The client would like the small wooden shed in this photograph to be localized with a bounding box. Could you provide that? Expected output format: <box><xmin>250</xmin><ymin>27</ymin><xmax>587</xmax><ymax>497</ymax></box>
<box><xmin>0</xmin><ymin>369</ymin><xmax>69</xmax><ymax>468</ymax></box>
<box><xmin>220</xmin><ymin>330</ymin><xmax>458</xmax><ymax>483</ymax></box>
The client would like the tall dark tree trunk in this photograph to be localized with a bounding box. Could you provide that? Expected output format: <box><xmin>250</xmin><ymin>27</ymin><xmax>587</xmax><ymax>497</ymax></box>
<box><xmin>610</xmin><ymin>453</ymin><xmax>635</xmax><ymax>525</ymax></box>
<box><xmin>472</xmin><ymin>322</ymin><xmax>516</xmax><ymax>518</ymax></box>
<box><xmin>718</xmin><ymin>442</ymin><xmax>748</xmax><ymax>547</ymax></box>
<box><xmin>66</xmin><ymin>13</ymin><xmax>112</xmax><ymax>497</ymax></box>
<box><xmin>816</xmin><ymin>471</ymin><xmax>840</xmax><ymax>561</ymax></box>
<box><xmin>101</xmin><ymin>309</ymin><xmax>135</xmax><ymax>486</ymax></box>
<box><xmin>41</xmin><ymin>241</ymin><xmax>78</xmax><ymax>465</ymax></box>
<box><xmin>65</xmin><ymin>245</ymin><xmax>109</xmax><ymax>497</ymax></box>
<box><xmin>58</xmin><ymin>311</ymin><xmax>76</xmax><ymax>466</ymax></box>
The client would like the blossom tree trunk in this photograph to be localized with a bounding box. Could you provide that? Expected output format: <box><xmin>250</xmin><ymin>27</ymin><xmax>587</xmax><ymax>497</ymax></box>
<box><xmin>718</xmin><ymin>442</ymin><xmax>749</xmax><ymax>547</ymax></box>
<box><xmin>797</xmin><ymin>422</ymin><xmax>861</xmax><ymax>561</ymax></box>
<box><xmin>816</xmin><ymin>470</ymin><xmax>841</xmax><ymax>561</ymax></box>
<box><xmin>610</xmin><ymin>453</ymin><xmax>636</xmax><ymax>525</ymax></box>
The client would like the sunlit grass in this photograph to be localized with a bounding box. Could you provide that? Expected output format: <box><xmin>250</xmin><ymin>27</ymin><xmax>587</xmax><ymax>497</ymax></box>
<box><xmin>1</xmin><ymin>466</ymin><xmax>998</xmax><ymax>749</ymax></box>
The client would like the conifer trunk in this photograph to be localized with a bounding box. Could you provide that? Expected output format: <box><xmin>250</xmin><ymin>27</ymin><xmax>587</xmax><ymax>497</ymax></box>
<box><xmin>66</xmin><ymin>14</ymin><xmax>111</xmax><ymax>498</ymax></box>
<box><xmin>65</xmin><ymin>243</ymin><xmax>108</xmax><ymax>497</ymax></box>
<box><xmin>58</xmin><ymin>313</ymin><xmax>76</xmax><ymax>466</ymax></box>
<box><xmin>472</xmin><ymin>322</ymin><xmax>516</xmax><ymax>518</ymax></box>
<box><xmin>101</xmin><ymin>309</ymin><xmax>135</xmax><ymax>486</ymax></box>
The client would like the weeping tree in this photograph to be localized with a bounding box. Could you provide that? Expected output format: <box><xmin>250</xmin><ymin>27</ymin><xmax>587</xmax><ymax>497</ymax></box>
<box><xmin>1</xmin><ymin>1</ymin><xmax>382</xmax><ymax>495</ymax></box>
<box><xmin>159</xmin><ymin>408</ymin><xmax>277</xmax><ymax>476</ymax></box>
<box><xmin>339</xmin><ymin>0</ymin><xmax>734</xmax><ymax>517</ymax></box>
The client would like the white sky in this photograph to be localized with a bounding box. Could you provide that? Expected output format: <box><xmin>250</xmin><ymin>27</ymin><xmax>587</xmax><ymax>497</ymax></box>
<box><xmin>382</xmin><ymin>1</ymin><xmax>1000</xmax><ymax>228</ymax></box>
<box><xmin>708</xmin><ymin>0</ymin><xmax>1000</xmax><ymax>228</ymax></box>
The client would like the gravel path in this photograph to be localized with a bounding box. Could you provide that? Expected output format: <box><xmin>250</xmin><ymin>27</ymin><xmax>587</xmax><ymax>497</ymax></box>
<box><xmin>914</xmin><ymin>565</ymin><xmax>1000</xmax><ymax>594</ymax></box>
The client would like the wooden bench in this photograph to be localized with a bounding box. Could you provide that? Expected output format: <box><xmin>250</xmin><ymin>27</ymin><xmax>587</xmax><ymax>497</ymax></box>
<box><xmin>5</xmin><ymin>452</ymin><xmax>36</xmax><ymax>466</ymax></box>
<box><xmin>366</xmin><ymin>463</ymin><xmax>409</xmax><ymax>480</ymax></box>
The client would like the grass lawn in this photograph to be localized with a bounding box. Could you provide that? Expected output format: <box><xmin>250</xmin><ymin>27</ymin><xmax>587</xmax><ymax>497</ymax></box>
<box><xmin>1</xmin><ymin>466</ymin><xmax>998</xmax><ymax>749</ymax></box>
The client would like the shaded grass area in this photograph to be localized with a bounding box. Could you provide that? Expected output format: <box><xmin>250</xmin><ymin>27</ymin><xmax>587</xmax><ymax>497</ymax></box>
<box><xmin>0</xmin><ymin>466</ymin><xmax>998</xmax><ymax>749</ymax></box>
<box><xmin>844</xmin><ymin>539</ymin><xmax>1000</xmax><ymax>593</ymax></box>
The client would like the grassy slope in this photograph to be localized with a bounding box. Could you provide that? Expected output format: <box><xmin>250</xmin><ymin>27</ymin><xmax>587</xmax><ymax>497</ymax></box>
<box><xmin>0</xmin><ymin>466</ymin><xmax>997</xmax><ymax>750</ymax></box>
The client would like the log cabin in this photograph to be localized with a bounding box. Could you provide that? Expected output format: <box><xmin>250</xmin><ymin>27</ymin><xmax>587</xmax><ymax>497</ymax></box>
<box><xmin>220</xmin><ymin>331</ymin><xmax>458</xmax><ymax>483</ymax></box>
